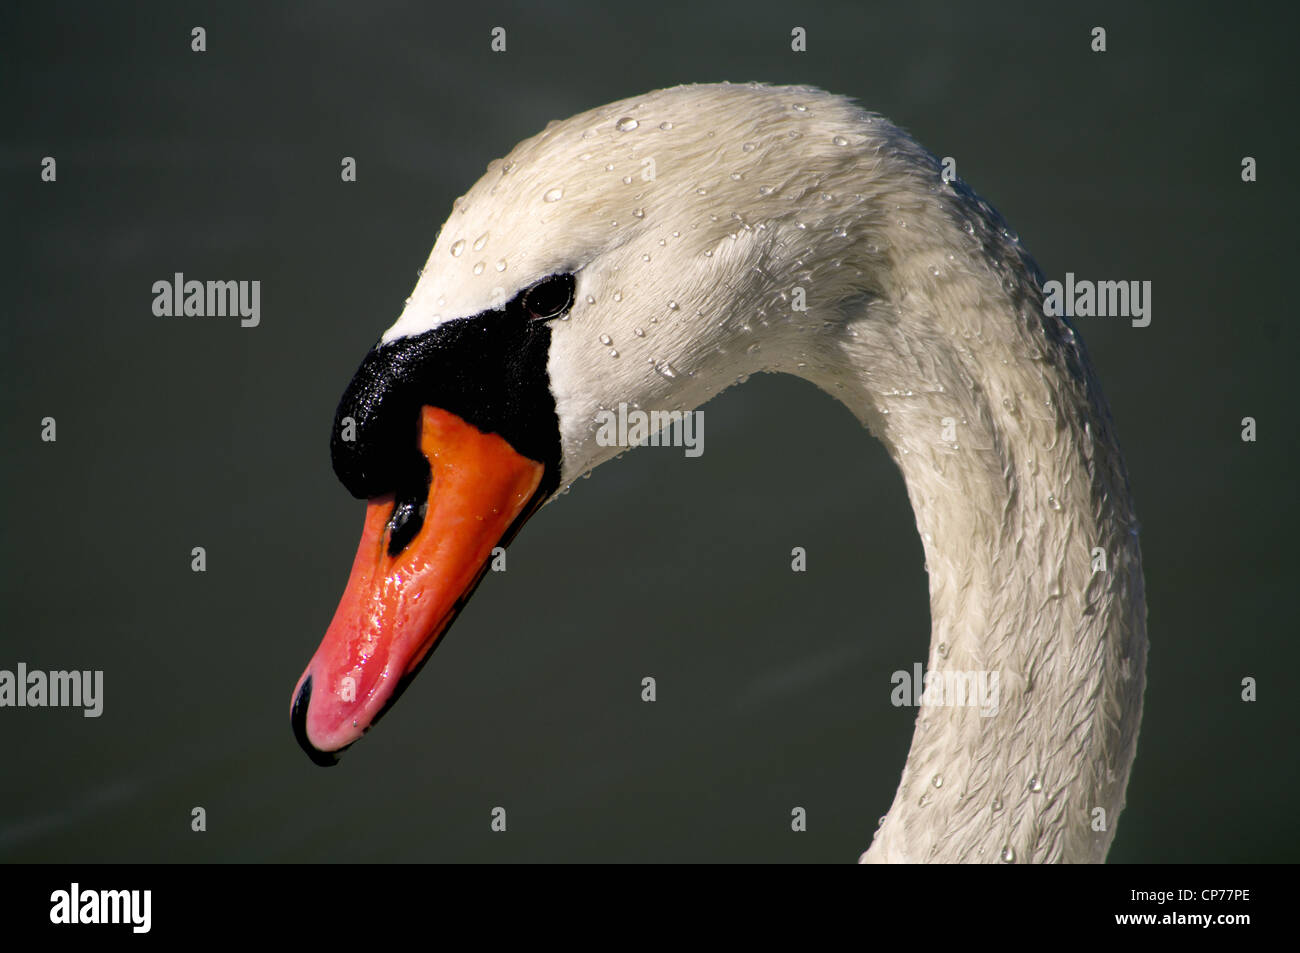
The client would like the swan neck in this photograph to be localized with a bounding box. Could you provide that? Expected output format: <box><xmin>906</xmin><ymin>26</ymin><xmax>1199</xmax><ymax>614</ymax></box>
<box><xmin>813</xmin><ymin>197</ymin><xmax>1147</xmax><ymax>863</ymax></box>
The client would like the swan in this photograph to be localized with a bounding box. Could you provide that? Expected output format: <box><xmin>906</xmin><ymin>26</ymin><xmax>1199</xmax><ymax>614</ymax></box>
<box><xmin>289</xmin><ymin>83</ymin><xmax>1147</xmax><ymax>864</ymax></box>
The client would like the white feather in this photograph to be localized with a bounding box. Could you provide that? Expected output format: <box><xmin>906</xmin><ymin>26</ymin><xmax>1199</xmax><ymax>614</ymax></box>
<box><xmin>390</xmin><ymin>83</ymin><xmax>1147</xmax><ymax>863</ymax></box>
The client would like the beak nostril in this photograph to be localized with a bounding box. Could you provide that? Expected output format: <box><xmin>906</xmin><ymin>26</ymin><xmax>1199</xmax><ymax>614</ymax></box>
<box><xmin>386</xmin><ymin>453</ymin><xmax>433</xmax><ymax>557</ymax></box>
<box><xmin>291</xmin><ymin>675</ymin><xmax>343</xmax><ymax>768</ymax></box>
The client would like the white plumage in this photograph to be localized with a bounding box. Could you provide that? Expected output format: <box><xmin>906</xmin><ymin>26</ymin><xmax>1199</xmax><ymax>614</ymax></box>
<box><xmin>388</xmin><ymin>83</ymin><xmax>1147</xmax><ymax>863</ymax></box>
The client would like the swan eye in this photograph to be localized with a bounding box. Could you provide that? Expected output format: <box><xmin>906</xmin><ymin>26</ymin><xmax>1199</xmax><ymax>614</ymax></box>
<box><xmin>521</xmin><ymin>274</ymin><xmax>575</xmax><ymax>321</ymax></box>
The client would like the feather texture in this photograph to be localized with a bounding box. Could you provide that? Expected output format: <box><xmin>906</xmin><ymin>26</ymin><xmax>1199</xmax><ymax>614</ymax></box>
<box><xmin>388</xmin><ymin>83</ymin><xmax>1147</xmax><ymax>863</ymax></box>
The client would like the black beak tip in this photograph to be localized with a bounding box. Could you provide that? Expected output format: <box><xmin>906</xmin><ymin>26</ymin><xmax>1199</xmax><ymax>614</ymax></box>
<box><xmin>291</xmin><ymin>675</ymin><xmax>343</xmax><ymax>768</ymax></box>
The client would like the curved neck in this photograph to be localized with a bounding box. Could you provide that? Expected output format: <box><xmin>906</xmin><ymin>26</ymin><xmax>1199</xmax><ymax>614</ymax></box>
<box><xmin>793</xmin><ymin>183</ymin><xmax>1147</xmax><ymax>863</ymax></box>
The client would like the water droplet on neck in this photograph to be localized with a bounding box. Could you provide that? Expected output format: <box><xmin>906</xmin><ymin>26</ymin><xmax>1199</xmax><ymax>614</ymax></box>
<box><xmin>1000</xmin><ymin>846</ymin><xmax>1015</xmax><ymax>863</ymax></box>
<box><xmin>658</xmin><ymin>121</ymin><xmax>673</xmax><ymax>130</ymax></box>
<box><xmin>608</xmin><ymin>348</ymin><xmax>619</xmax><ymax>358</ymax></box>
<box><xmin>1028</xmin><ymin>776</ymin><xmax>1043</xmax><ymax>793</ymax></box>
<box><xmin>936</xmin><ymin>642</ymin><xmax>949</xmax><ymax>659</ymax></box>
<box><xmin>450</xmin><ymin>239</ymin><xmax>465</xmax><ymax>257</ymax></box>
<box><xmin>932</xmin><ymin>774</ymin><xmax>943</xmax><ymax>788</ymax></box>
<box><xmin>1047</xmin><ymin>495</ymin><xmax>1062</xmax><ymax>511</ymax></box>
<box><xmin>599</xmin><ymin>334</ymin><xmax>612</xmax><ymax>346</ymax></box>
<box><xmin>832</xmin><ymin>135</ymin><xmax>848</xmax><ymax>146</ymax></box>
<box><xmin>472</xmin><ymin>232</ymin><xmax>489</xmax><ymax>252</ymax></box>
<box><xmin>633</xmin><ymin>327</ymin><xmax>645</xmax><ymax>337</ymax></box>
<box><xmin>615</xmin><ymin>117</ymin><xmax>639</xmax><ymax>132</ymax></box>
<box><xmin>472</xmin><ymin>261</ymin><xmax>485</xmax><ymax>275</ymax></box>
<box><xmin>667</xmin><ymin>300</ymin><xmax>679</xmax><ymax>311</ymax></box>
<box><xmin>613</xmin><ymin>291</ymin><xmax>623</xmax><ymax>302</ymax></box>
<box><xmin>992</xmin><ymin>796</ymin><xmax>1003</xmax><ymax>812</ymax></box>
<box><xmin>495</xmin><ymin>259</ymin><xmax>506</xmax><ymax>272</ymax></box>
<box><xmin>632</xmin><ymin>208</ymin><xmax>645</xmax><ymax>219</ymax></box>
<box><xmin>543</xmin><ymin>187</ymin><xmax>564</xmax><ymax>203</ymax></box>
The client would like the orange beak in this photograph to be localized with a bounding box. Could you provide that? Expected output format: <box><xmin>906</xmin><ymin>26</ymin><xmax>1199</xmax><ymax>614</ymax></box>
<box><xmin>290</xmin><ymin>405</ymin><xmax>544</xmax><ymax>763</ymax></box>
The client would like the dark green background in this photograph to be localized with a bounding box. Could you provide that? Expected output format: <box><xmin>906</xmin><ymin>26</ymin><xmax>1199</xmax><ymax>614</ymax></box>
<box><xmin>3</xmin><ymin>1</ymin><xmax>1295</xmax><ymax>862</ymax></box>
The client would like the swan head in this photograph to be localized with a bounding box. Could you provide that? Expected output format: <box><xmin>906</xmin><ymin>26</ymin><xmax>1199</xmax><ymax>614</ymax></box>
<box><xmin>291</xmin><ymin>83</ymin><xmax>921</xmax><ymax>762</ymax></box>
<box><xmin>386</xmin><ymin>82</ymin><xmax>917</xmax><ymax>481</ymax></box>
